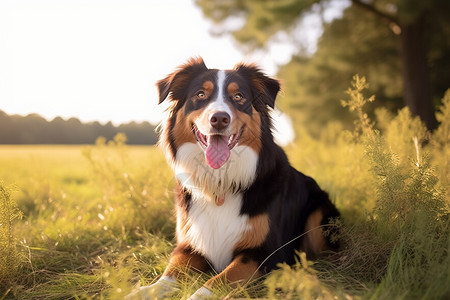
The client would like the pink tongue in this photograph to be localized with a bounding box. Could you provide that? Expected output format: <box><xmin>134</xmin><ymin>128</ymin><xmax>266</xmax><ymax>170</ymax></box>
<box><xmin>205</xmin><ymin>135</ymin><xmax>230</xmax><ymax>169</ymax></box>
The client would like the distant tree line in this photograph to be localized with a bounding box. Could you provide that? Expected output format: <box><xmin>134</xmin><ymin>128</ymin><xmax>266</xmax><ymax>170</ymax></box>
<box><xmin>0</xmin><ymin>110</ymin><xmax>158</xmax><ymax>145</ymax></box>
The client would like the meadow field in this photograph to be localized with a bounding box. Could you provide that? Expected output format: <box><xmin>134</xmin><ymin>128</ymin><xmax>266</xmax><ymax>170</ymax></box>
<box><xmin>1</xmin><ymin>82</ymin><xmax>449</xmax><ymax>299</ymax></box>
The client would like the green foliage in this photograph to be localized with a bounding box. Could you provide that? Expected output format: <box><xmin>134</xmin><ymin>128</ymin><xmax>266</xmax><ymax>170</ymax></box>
<box><xmin>276</xmin><ymin>5</ymin><xmax>404</xmax><ymax>136</ymax></box>
<box><xmin>196</xmin><ymin>0</ymin><xmax>321</xmax><ymax>49</ymax></box>
<box><xmin>359</xmin><ymin>77</ymin><xmax>449</xmax><ymax>299</ymax></box>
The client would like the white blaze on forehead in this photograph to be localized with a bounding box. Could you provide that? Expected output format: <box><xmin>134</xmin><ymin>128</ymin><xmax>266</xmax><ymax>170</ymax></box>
<box><xmin>216</xmin><ymin>70</ymin><xmax>227</xmax><ymax>105</ymax></box>
<box><xmin>205</xmin><ymin>70</ymin><xmax>233</xmax><ymax>118</ymax></box>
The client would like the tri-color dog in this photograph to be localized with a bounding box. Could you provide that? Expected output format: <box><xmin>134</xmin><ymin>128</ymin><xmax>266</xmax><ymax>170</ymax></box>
<box><xmin>128</xmin><ymin>57</ymin><xmax>339</xmax><ymax>299</ymax></box>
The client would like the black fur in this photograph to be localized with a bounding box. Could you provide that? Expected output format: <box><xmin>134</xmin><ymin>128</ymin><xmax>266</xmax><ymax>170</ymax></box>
<box><xmin>238</xmin><ymin>120</ymin><xmax>340</xmax><ymax>271</ymax></box>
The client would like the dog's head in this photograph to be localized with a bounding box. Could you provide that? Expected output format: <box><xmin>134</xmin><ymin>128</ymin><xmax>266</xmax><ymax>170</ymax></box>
<box><xmin>158</xmin><ymin>57</ymin><xmax>280</xmax><ymax>170</ymax></box>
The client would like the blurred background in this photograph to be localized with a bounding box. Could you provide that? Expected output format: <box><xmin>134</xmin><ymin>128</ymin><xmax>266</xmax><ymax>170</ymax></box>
<box><xmin>1</xmin><ymin>0</ymin><xmax>449</xmax><ymax>143</ymax></box>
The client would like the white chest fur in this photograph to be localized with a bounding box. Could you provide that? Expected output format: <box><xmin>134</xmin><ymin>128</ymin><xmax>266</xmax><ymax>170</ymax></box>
<box><xmin>172</xmin><ymin>143</ymin><xmax>257</xmax><ymax>271</ymax></box>
<box><xmin>184</xmin><ymin>193</ymin><xmax>249</xmax><ymax>272</ymax></box>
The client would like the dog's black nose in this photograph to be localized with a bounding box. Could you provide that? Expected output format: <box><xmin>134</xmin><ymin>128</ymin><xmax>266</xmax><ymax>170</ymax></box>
<box><xmin>209</xmin><ymin>112</ymin><xmax>230</xmax><ymax>130</ymax></box>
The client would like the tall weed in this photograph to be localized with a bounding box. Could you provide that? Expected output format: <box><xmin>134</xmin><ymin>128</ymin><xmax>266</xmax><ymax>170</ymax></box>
<box><xmin>431</xmin><ymin>89</ymin><xmax>450</xmax><ymax>193</ymax></box>
<box><xmin>0</xmin><ymin>183</ymin><xmax>23</xmax><ymax>289</ymax></box>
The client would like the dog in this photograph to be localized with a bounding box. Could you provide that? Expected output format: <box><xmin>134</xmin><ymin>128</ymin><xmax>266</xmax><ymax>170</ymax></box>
<box><xmin>128</xmin><ymin>57</ymin><xmax>340</xmax><ymax>300</ymax></box>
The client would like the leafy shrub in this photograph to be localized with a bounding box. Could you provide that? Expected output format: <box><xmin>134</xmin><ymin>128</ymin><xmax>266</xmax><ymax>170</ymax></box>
<box><xmin>266</xmin><ymin>77</ymin><xmax>450</xmax><ymax>299</ymax></box>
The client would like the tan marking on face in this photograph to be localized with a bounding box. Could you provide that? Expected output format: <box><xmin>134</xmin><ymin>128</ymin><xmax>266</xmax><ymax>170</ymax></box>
<box><xmin>202</xmin><ymin>81</ymin><xmax>214</xmax><ymax>96</ymax></box>
<box><xmin>193</xmin><ymin>80</ymin><xmax>215</xmax><ymax>103</ymax></box>
<box><xmin>227</xmin><ymin>82</ymin><xmax>239</xmax><ymax>94</ymax></box>
<box><xmin>171</xmin><ymin>107</ymin><xmax>201</xmax><ymax>149</ymax></box>
<box><xmin>204</xmin><ymin>254</ymin><xmax>260</xmax><ymax>288</ymax></box>
<box><xmin>235</xmin><ymin>213</ymin><xmax>269</xmax><ymax>250</ymax></box>
<box><xmin>230</xmin><ymin>106</ymin><xmax>262</xmax><ymax>153</ymax></box>
<box><xmin>303</xmin><ymin>209</ymin><xmax>326</xmax><ymax>258</ymax></box>
<box><xmin>227</xmin><ymin>82</ymin><xmax>246</xmax><ymax>105</ymax></box>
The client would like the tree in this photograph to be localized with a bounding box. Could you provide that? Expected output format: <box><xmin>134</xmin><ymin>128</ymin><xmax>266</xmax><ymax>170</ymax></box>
<box><xmin>196</xmin><ymin>0</ymin><xmax>450</xmax><ymax>130</ymax></box>
<box><xmin>276</xmin><ymin>4</ymin><xmax>404</xmax><ymax>135</ymax></box>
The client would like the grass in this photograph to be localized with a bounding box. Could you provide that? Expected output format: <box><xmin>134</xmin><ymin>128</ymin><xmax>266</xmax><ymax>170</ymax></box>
<box><xmin>0</xmin><ymin>83</ymin><xmax>449</xmax><ymax>299</ymax></box>
<box><xmin>0</xmin><ymin>141</ymin><xmax>175</xmax><ymax>299</ymax></box>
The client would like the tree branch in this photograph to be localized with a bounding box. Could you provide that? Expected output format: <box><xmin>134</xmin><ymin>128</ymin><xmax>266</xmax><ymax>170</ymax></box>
<box><xmin>352</xmin><ymin>0</ymin><xmax>400</xmax><ymax>28</ymax></box>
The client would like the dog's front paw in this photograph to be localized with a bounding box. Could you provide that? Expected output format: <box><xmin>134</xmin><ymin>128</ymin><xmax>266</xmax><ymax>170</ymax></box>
<box><xmin>126</xmin><ymin>276</ymin><xmax>178</xmax><ymax>300</ymax></box>
<box><xmin>186</xmin><ymin>286</ymin><xmax>214</xmax><ymax>300</ymax></box>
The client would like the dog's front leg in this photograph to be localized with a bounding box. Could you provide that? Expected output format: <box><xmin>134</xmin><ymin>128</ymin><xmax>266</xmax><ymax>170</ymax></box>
<box><xmin>127</xmin><ymin>244</ymin><xmax>209</xmax><ymax>300</ymax></box>
<box><xmin>188</xmin><ymin>253</ymin><xmax>261</xmax><ymax>300</ymax></box>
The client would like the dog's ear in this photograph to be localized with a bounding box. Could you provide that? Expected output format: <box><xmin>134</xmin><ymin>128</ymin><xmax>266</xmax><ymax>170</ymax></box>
<box><xmin>234</xmin><ymin>63</ymin><xmax>280</xmax><ymax>109</ymax></box>
<box><xmin>157</xmin><ymin>57</ymin><xmax>208</xmax><ymax>104</ymax></box>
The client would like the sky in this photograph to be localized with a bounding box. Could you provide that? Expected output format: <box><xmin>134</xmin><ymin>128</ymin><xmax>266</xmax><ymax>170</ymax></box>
<box><xmin>0</xmin><ymin>0</ymin><xmax>348</xmax><ymax>145</ymax></box>
<box><xmin>0</xmin><ymin>0</ymin><xmax>297</xmax><ymax>125</ymax></box>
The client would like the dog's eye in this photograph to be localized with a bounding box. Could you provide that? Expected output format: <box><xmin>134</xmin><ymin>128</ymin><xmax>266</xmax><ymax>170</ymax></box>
<box><xmin>196</xmin><ymin>91</ymin><xmax>206</xmax><ymax>99</ymax></box>
<box><xmin>233</xmin><ymin>93</ymin><xmax>244</xmax><ymax>101</ymax></box>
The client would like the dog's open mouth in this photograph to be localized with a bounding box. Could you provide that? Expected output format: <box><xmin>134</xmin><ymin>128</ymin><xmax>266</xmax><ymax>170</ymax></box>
<box><xmin>193</xmin><ymin>124</ymin><xmax>244</xmax><ymax>169</ymax></box>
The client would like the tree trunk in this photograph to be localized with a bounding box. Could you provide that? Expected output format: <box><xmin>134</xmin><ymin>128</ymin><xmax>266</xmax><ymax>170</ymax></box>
<box><xmin>400</xmin><ymin>15</ymin><xmax>437</xmax><ymax>130</ymax></box>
